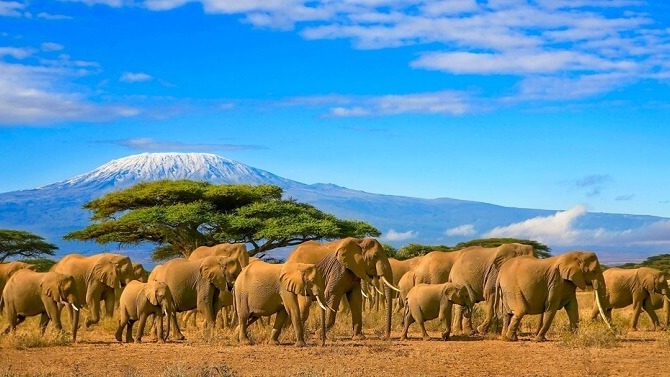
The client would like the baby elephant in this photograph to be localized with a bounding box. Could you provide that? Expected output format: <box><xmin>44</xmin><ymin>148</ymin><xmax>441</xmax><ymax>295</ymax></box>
<box><xmin>116</xmin><ymin>280</ymin><xmax>173</xmax><ymax>343</ymax></box>
<box><xmin>1</xmin><ymin>270</ymin><xmax>81</xmax><ymax>341</ymax></box>
<box><xmin>401</xmin><ymin>282</ymin><xmax>473</xmax><ymax>341</ymax></box>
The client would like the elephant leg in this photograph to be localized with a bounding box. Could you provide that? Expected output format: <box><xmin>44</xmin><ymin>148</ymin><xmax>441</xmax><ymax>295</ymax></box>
<box><xmin>44</xmin><ymin>300</ymin><xmax>62</xmax><ymax>332</ymax></box>
<box><xmin>452</xmin><ymin>305</ymin><xmax>463</xmax><ymax>334</ymax></box>
<box><xmin>86</xmin><ymin>297</ymin><xmax>101</xmax><ymax>328</ymax></box>
<box><xmin>589</xmin><ymin>301</ymin><xmax>600</xmax><ymax>322</ymax></box>
<box><xmin>535</xmin><ymin>313</ymin><xmax>544</xmax><ymax>336</ymax></box>
<box><xmin>417</xmin><ymin>316</ymin><xmax>430</xmax><ymax>341</ymax></box>
<box><xmin>347</xmin><ymin>288</ymin><xmax>365</xmax><ymax>340</ymax></box>
<box><xmin>630</xmin><ymin>301</ymin><xmax>643</xmax><ymax>331</ymax></box>
<box><xmin>269</xmin><ymin>309</ymin><xmax>289</xmax><ymax>345</ymax></box>
<box><xmin>565</xmin><ymin>299</ymin><xmax>579</xmax><ymax>332</ymax></box>
<box><xmin>642</xmin><ymin>299</ymin><xmax>661</xmax><ymax>331</ymax></box>
<box><xmin>536</xmin><ymin>309</ymin><xmax>558</xmax><ymax>342</ymax></box>
<box><xmin>237</xmin><ymin>310</ymin><xmax>253</xmax><ymax>345</ymax></box>
<box><xmin>136</xmin><ymin>313</ymin><xmax>150</xmax><ymax>343</ymax></box>
<box><xmin>298</xmin><ymin>295</ymin><xmax>313</xmax><ymax>324</ymax></box>
<box><xmin>104</xmin><ymin>296</ymin><xmax>115</xmax><ymax>317</ymax></box>
<box><xmin>171</xmin><ymin>312</ymin><xmax>185</xmax><ymax>340</ymax></box>
<box><xmin>504</xmin><ymin>310</ymin><xmax>525</xmax><ymax>342</ymax></box>
<box><xmin>126</xmin><ymin>319</ymin><xmax>135</xmax><ymax>343</ymax></box>
<box><xmin>400</xmin><ymin>309</ymin><xmax>414</xmax><ymax>340</ymax></box>
<box><xmin>477</xmin><ymin>300</ymin><xmax>495</xmax><ymax>334</ymax></box>
<box><xmin>439</xmin><ymin>301</ymin><xmax>453</xmax><ymax>341</ymax></box>
<box><xmin>39</xmin><ymin>313</ymin><xmax>50</xmax><ymax>335</ymax></box>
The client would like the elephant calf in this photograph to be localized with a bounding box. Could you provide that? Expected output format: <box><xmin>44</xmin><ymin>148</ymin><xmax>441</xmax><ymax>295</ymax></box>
<box><xmin>400</xmin><ymin>282</ymin><xmax>473</xmax><ymax>341</ymax></box>
<box><xmin>235</xmin><ymin>260</ymin><xmax>331</xmax><ymax>346</ymax></box>
<box><xmin>116</xmin><ymin>280</ymin><xmax>174</xmax><ymax>343</ymax></box>
<box><xmin>1</xmin><ymin>270</ymin><xmax>81</xmax><ymax>341</ymax></box>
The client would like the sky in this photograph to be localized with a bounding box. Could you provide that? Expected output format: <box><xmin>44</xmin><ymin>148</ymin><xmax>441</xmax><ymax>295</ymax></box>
<box><xmin>1</xmin><ymin>0</ymin><xmax>670</xmax><ymax>219</ymax></box>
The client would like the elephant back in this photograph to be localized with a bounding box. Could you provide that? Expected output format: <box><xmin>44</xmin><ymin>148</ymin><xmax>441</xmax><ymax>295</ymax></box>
<box><xmin>189</xmin><ymin>243</ymin><xmax>249</xmax><ymax>267</ymax></box>
<box><xmin>413</xmin><ymin>250</ymin><xmax>461</xmax><ymax>284</ymax></box>
<box><xmin>286</xmin><ymin>240</ymin><xmax>336</xmax><ymax>264</ymax></box>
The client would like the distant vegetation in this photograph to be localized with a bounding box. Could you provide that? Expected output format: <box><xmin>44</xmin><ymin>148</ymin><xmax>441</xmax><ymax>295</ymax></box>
<box><xmin>18</xmin><ymin>258</ymin><xmax>57</xmax><ymax>272</ymax></box>
<box><xmin>389</xmin><ymin>238</ymin><xmax>550</xmax><ymax>260</ymax></box>
<box><xmin>65</xmin><ymin>180</ymin><xmax>380</xmax><ymax>261</ymax></box>
<box><xmin>618</xmin><ymin>254</ymin><xmax>670</xmax><ymax>276</ymax></box>
<box><xmin>0</xmin><ymin>229</ymin><xmax>58</xmax><ymax>263</ymax></box>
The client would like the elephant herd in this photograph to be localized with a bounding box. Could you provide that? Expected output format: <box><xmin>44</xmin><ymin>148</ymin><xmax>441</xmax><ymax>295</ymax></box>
<box><xmin>1</xmin><ymin>239</ymin><xmax>669</xmax><ymax>347</ymax></box>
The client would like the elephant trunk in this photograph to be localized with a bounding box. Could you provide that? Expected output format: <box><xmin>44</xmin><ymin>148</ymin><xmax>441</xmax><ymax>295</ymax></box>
<box><xmin>592</xmin><ymin>275</ymin><xmax>612</xmax><ymax>330</ymax></box>
<box><xmin>376</xmin><ymin>261</ymin><xmax>394</xmax><ymax>340</ymax></box>
<box><xmin>320</xmin><ymin>300</ymin><xmax>327</xmax><ymax>346</ymax></box>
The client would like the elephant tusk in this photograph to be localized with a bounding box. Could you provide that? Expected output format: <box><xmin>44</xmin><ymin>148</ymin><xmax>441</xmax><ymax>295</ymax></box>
<box><xmin>315</xmin><ymin>296</ymin><xmax>329</xmax><ymax>312</ymax></box>
<box><xmin>163</xmin><ymin>308</ymin><xmax>168</xmax><ymax>316</ymax></box>
<box><xmin>360</xmin><ymin>289</ymin><xmax>369</xmax><ymax>299</ymax></box>
<box><xmin>373</xmin><ymin>284</ymin><xmax>384</xmax><ymax>296</ymax></box>
<box><xmin>381</xmin><ymin>276</ymin><xmax>402</xmax><ymax>293</ymax></box>
<box><xmin>595</xmin><ymin>292</ymin><xmax>612</xmax><ymax>330</ymax></box>
<box><xmin>71</xmin><ymin>303</ymin><xmax>79</xmax><ymax>312</ymax></box>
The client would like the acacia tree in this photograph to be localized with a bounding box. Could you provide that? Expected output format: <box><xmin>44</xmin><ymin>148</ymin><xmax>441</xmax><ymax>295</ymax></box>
<box><xmin>65</xmin><ymin>180</ymin><xmax>380</xmax><ymax>261</ymax></box>
<box><xmin>453</xmin><ymin>238</ymin><xmax>551</xmax><ymax>258</ymax></box>
<box><xmin>0</xmin><ymin>229</ymin><xmax>58</xmax><ymax>263</ymax></box>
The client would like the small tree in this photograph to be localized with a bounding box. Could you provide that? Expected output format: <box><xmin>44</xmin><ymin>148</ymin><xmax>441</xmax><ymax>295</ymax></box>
<box><xmin>0</xmin><ymin>229</ymin><xmax>58</xmax><ymax>263</ymax></box>
<box><xmin>381</xmin><ymin>243</ymin><xmax>399</xmax><ymax>259</ymax></box>
<box><xmin>19</xmin><ymin>258</ymin><xmax>58</xmax><ymax>272</ymax></box>
<box><xmin>66</xmin><ymin>180</ymin><xmax>380</xmax><ymax>261</ymax></box>
<box><xmin>396</xmin><ymin>243</ymin><xmax>451</xmax><ymax>260</ymax></box>
<box><xmin>453</xmin><ymin>238</ymin><xmax>551</xmax><ymax>258</ymax></box>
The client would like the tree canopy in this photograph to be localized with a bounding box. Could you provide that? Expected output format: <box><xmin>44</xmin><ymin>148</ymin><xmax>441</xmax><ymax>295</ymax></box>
<box><xmin>0</xmin><ymin>229</ymin><xmax>58</xmax><ymax>263</ymax></box>
<box><xmin>394</xmin><ymin>243</ymin><xmax>452</xmax><ymax>260</ymax></box>
<box><xmin>618</xmin><ymin>254</ymin><xmax>670</xmax><ymax>276</ymax></box>
<box><xmin>19</xmin><ymin>258</ymin><xmax>57</xmax><ymax>272</ymax></box>
<box><xmin>65</xmin><ymin>180</ymin><xmax>380</xmax><ymax>261</ymax></box>
<box><xmin>453</xmin><ymin>238</ymin><xmax>551</xmax><ymax>258</ymax></box>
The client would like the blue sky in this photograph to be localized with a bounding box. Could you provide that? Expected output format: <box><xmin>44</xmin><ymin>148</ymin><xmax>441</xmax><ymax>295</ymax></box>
<box><xmin>1</xmin><ymin>0</ymin><xmax>670</xmax><ymax>218</ymax></box>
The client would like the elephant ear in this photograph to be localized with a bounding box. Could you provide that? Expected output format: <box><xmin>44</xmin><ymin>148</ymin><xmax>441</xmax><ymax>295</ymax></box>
<box><xmin>200</xmin><ymin>259</ymin><xmax>225</xmax><ymax>290</ymax></box>
<box><xmin>90</xmin><ymin>260</ymin><xmax>120</xmax><ymax>289</ymax></box>
<box><xmin>492</xmin><ymin>245</ymin><xmax>519</xmax><ymax>269</ymax></box>
<box><xmin>559</xmin><ymin>260</ymin><xmax>586</xmax><ymax>290</ymax></box>
<box><xmin>280</xmin><ymin>263</ymin><xmax>311</xmax><ymax>296</ymax></box>
<box><xmin>335</xmin><ymin>241</ymin><xmax>367</xmax><ymax>280</ymax></box>
<box><xmin>145</xmin><ymin>283</ymin><xmax>159</xmax><ymax>306</ymax></box>
<box><xmin>638</xmin><ymin>270</ymin><xmax>656</xmax><ymax>294</ymax></box>
<box><xmin>40</xmin><ymin>274</ymin><xmax>61</xmax><ymax>302</ymax></box>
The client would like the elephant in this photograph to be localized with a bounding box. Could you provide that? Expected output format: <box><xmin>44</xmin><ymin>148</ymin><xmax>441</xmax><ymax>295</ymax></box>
<box><xmin>388</xmin><ymin>256</ymin><xmax>424</xmax><ymax>311</ymax></box>
<box><xmin>448</xmin><ymin>243</ymin><xmax>536</xmax><ymax>334</ymax></box>
<box><xmin>285</xmin><ymin>237</ymin><xmax>400</xmax><ymax>340</ymax></box>
<box><xmin>116</xmin><ymin>280</ymin><xmax>174</xmax><ymax>343</ymax></box>
<box><xmin>398</xmin><ymin>269</ymin><xmax>418</xmax><ymax>306</ymax></box>
<box><xmin>400</xmin><ymin>282</ymin><xmax>473</xmax><ymax>341</ymax></box>
<box><xmin>1</xmin><ymin>270</ymin><xmax>80</xmax><ymax>341</ymax></box>
<box><xmin>188</xmin><ymin>243</ymin><xmax>250</xmax><ymax>268</ymax></box>
<box><xmin>589</xmin><ymin>267</ymin><xmax>670</xmax><ymax>331</ymax></box>
<box><xmin>235</xmin><ymin>260</ymin><xmax>331</xmax><ymax>346</ymax></box>
<box><xmin>149</xmin><ymin>256</ymin><xmax>241</xmax><ymax>340</ymax></box>
<box><xmin>50</xmin><ymin>253</ymin><xmax>135</xmax><ymax>328</ymax></box>
<box><xmin>0</xmin><ymin>261</ymin><xmax>36</xmax><ymax>302</ymax></box>
<box><xmin>498</xmin><ymin>251</ymin><xmax>611</xmax><ymax>342</ymax></box>
<box><xmin>133</xmin><ymin>263</ymin><xmax>149</xmax><ymax>283</ymax></box>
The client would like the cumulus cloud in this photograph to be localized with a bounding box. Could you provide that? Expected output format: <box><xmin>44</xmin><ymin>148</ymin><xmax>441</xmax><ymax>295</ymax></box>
<box><xmin>104</xmin><ymin>138</ymin><xmax>266</xmax><ymax>152</ymax></box>
<box><xmin>120</xmin><ymin>72</ymin><xmax>154</xmax><ymax>83</ymax></box>
<box><xmin>445</xmin><ymin>224</ymin><xmax>476</xmax><ymax>237</ymax></box>
<box><xmin>41</xmin><ymin>42</ymin><xmax>64</xmax><ymax>52</ymax></box>
<box><xmin>0</xmin><ymin>1</ymin><xmax>23</xmax><ymax>17</ymax></box>
<box><xmin>484</xmin><ymin>204</ymin><xmax>670</xmax><ymax>247</ymax></box>
<box><xmin>328</xmin><ymin>91</ymin><xmax>470</xmax><ymax>117</ymax></box>
<box><xmin>381</xmin><ymin>229</ymin><xmax>418</xmax><ymax>242</ymax></box>
<box><xmin>0</xmin><ymin>47</ymin><xmax>140</xmax><ymax>126</ymax></box>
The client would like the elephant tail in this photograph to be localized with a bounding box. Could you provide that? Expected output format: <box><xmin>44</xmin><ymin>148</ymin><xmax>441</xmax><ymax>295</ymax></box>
<box><xmin>0</xmin><ymin>296</ymin><xmax>4</xmax><ymax>312</ymax></box>
<box><xmin>493</xmin><ymin>276</ymin><xmax>503</xmax><ymax>320</ymax></box>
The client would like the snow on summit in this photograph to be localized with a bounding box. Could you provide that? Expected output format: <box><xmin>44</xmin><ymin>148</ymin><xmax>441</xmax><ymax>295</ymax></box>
<box><xmin>42</xmin><ymin>152</ymin><xmax>294</xmax><ymax>190</ymax></box>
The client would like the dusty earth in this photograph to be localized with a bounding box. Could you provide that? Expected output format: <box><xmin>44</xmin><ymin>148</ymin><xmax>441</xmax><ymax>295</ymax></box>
<box><xmin>2</xmin><ymin>293</ymin><xmax>670</xmax><ymax>376</ymax></box>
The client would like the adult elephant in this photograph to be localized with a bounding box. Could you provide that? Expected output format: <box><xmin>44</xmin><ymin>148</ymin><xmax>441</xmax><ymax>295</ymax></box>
<box><xmin>50</xmin><ymin>253</ymin><xmax>135</xmax><ymax>328</ymax></box>
<box><xmin>286</xmin><ymin>237</ymin><xmax>400</xmax><ymax>340</ymax></box>
<box><xmin>236</xmin><ymin>260</ymin><xmax>331</xmax><ymax>346</ymax></box>
<box><xmin>0</xmin><ymin>261</ymin><xmax>36</xmax><ymax>302</ymax></box>
<box><xmin>150</xmin><ymin>256</ymin><xmax>241</xmax><ymax>340</ymax></box>
<box><xmin>589</xmin><ymin>267</ymin><xmax>670</xmax><ymax>331</ymax></box>
<box><xmin>449</xmin><ymin>243</ymin><xmax>536</xmax><ymax>334</ymax></box>
<box><xmin>498</xmin><ymin>251</ymin><xmax>611</xmax><ymax>342</ymax></box>
<box><xmin>1</xmin><ymin>270</ymin><xmax>81</xmax><ymax>341</ymax></box>
<box><xmin>188</xmin><ymin>243</ymin><xmax>249</xmax><ymax>268</ymax></box>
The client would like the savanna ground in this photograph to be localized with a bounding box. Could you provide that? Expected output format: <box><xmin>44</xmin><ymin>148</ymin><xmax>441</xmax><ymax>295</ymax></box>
<box><xmin>2</xmin><ymin>292</ymin><xmax>670</xmax><ymax>376</ymax></box>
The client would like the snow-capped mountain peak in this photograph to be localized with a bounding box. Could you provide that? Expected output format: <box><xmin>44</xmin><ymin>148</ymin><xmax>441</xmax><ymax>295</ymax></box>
<box><xmin>41</xmin><ymin>152</ymin><xmax>296</xmax><ymax>190</ymax></box>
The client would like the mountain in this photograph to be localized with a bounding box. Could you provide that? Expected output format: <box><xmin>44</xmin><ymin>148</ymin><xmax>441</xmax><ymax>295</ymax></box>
<box><xmin>0</xmin><ymin>152</ymin><xmax>667</xmax><ymax>266</ymax></box>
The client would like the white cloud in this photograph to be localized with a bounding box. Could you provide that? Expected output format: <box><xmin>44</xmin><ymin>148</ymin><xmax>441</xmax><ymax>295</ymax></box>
<box><xmin>446</xmin><ymin>224</ymin><xmax>476</xmax><ymax>237</ymax></box>
<box><xmin>483</xmin><ymin>204</ymin><xmax>670</xmax><ymax>247</ymax></box>
<box><xmin>327</xmin><ymin>91</ymin><xmax>470</xmax><ymax>117</ymax></box>
<box><xmin>105</xmin><ymin>137</ymin><xmax>265</xmax><ymax>152</ymax></box>
<box><xmin>36</xmin><ymin>12</ymin><xmax>73</xmax><ymax>20</ymax></box>
<box><xmin>0</xmin><ymin>1</ymin><xmax>23</xmax><ymax>17</ymax></box>
<box><xmin>120</xmin><ymin>72</ymin><xmax>154</xmax><ymax>83</ymax></box>
<box><xmin>0</xmin><ymin>49</ymin><xmax>140</xmax><ymax>126</ymax></box>
<box><xmin>381</xmin><ymin>229</ymin><xmax>418</xmax><ymax>242</ymax></box>
<box><xmin>41</xmin><ymin>42</ymin><xmax>64</xmax><ymax>52</ymax></box>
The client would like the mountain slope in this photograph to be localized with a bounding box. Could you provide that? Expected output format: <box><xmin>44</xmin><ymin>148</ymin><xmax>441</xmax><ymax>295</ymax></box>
<box><xmin>0</xmin><ymin>152</ymin><xmax>667</xmax><ymax>265</ymax></box>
